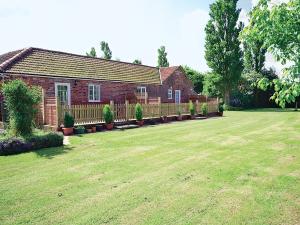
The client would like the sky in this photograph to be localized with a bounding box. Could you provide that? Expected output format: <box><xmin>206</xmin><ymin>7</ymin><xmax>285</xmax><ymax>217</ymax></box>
<box><xmin>0</xmin><ymin>0</ymin><xmax>283</xmax><ymax>73</ymax></box>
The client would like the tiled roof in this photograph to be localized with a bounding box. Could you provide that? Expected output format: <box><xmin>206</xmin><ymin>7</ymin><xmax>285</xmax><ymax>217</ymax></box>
<box><xmin>159</xmin><ymin>66</ymin><xmax>180</xmax><ymax>81</ymax></box>
<box><xmin>0</xmin><ymin>47</ymin><xmax>161</xmax><ymax>85</ymax></box>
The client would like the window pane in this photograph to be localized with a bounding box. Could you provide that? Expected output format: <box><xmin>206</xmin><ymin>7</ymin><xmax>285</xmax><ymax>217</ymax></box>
<box><xmin>89</xmin><ymin>85</ymin><xmax>94</xmax><ymax>101</ymax></box>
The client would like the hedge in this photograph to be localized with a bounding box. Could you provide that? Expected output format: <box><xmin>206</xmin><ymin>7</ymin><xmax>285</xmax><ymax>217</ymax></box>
<box><xmin>0</xmin><ymin>132</ymin><xmax>64</xmax><ymax>156</ymax></box>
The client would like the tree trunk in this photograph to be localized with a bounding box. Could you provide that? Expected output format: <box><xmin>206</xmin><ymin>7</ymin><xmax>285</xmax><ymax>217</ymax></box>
<box><xmin>295</xmin><ymin>101</ymin><xmax>298</xmax><ymax>111</ymax></box>
<box><xmin>224</xmin><ymin>89</ymin><xmax>230</xmax><ymax>105</ymax></box>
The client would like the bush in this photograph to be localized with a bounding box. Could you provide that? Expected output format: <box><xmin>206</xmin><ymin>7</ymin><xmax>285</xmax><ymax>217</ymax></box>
<box><xmin>201</xmin><ymin>103</ymin><xmax>208</xmax><ymax>116</ymax></box>
<box><xmin>135</xmin><ymin>103</ymin><xmax>143</xmax><ymax>121</ymax></box>
<box><xmin>218</xmin><ymin>103</ymin><xmax>224</xmax><ymax>113</ymax></box>
<box><xmin>103</xmin><ymin>105</ymin><xmax>113</xmax><ymax>124</ymax></box>
<box><xmin>74</xmin><ymin>126</ymin><xmax>85</xmax><ymax>134</ymax></box>
<box><xmin>0</xmin><ymin>132</ymin><xmax>63</xmax><ymax>156</ymax></box>
<box><xmin>64</xmin><ymin>113</ymin><xmax>74</xmax><ymax>128</ymax></box>
<box><xmin>189</xmin><ymin>102</ymin><xmax>195</xmax><ymax>116</ymax></box>
<box><xmin>2</xmin><ymin>80</ymin><xmax>41</xmax><ymax>136</ymax></box>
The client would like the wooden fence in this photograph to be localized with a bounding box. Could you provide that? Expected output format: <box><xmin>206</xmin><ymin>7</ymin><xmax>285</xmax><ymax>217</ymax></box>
<box><xmin>56</xmin><ymin>99</ymin><xmax>219</xmax><ymax>126</ymax></box>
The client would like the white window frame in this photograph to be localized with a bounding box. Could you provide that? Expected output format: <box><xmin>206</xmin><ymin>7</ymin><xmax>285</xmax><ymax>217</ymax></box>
<box><xmin>175</xmin><ymin>90</ymin><xmax>181</xmax><ymax>104</ymax></box>
<box><xmin>55</xmin><ymin>82</ymin><xmax>71</xmax><ymax>106</ymax></box>
<box><xmin>168</xmin><ymin>88</ymin><xmax>173</xmax><ymax>99</ymax></box>
<box><xmin>88</xmin><ymin>84</ymin><xmax>101</xmax><ymax>102</ymax></box>
<box><xmin>137</xmin><ymin>86</ymin><xmax>147</xmax><ymax>97</ymax></box>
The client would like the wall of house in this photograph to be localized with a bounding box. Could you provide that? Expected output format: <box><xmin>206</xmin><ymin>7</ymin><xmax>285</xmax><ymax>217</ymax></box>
<box><xmin>160</xmin><ymin>68</ymin><xmax>194</xmax><ymax>103</ymax></box>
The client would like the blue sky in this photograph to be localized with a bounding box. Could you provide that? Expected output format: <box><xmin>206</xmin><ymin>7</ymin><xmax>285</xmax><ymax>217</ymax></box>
<box><xmin>1</xmin><ymin>0</ymin><xmax>254</xmax><ymax>71</ymax></box>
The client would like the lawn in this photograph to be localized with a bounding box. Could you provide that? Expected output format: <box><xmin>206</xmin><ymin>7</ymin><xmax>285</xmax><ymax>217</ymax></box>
<box><xmin>0</xmin><ymin>109</ymin><xmax>299</xmax><ymax>225</ymax></box>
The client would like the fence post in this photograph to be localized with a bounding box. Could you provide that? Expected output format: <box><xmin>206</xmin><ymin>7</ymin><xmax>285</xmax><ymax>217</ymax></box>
<box><xmin>55</xmin><ymin>97</ymin><xmax>61</xmax><ymax>128</ymax></box>
<box><xmin>41</xmin><ymin>89</ymin><xmax>45</xmax><ymax>125</ymax></box>
<box><xmin>110</xmin><ymin>100</ymin><xmax>114</xmax><ymax>111</ymax></box>
<box><xmin>125</xmin><ymin>100</ymin><xmax>129</xmax><ymax>121</ymax></box>
<box><xmin>158</xmin><ymin>97</ymin><xmax>161</xmax><ymax>117</ymax></box>
<box><xmin>145</xmin><ymin>92</ymin><xmax>148</xmax><ymax>104</ymax></box>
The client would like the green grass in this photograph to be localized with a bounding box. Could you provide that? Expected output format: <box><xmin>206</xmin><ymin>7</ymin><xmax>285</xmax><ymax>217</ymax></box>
<box><xmin>0</xmin><ymin>109</ymin><xmax>299</xmax><ymax>225</ymax></box>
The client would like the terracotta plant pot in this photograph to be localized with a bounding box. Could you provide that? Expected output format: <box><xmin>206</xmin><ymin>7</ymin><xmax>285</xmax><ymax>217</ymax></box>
<box><xmin>177</xmin><ymin>115</ymin><xmax>182</xmax><ymax>121</ymax></box>
<box><xmin>219</xmin><ymin>112</ymin><xmax>223</xmax><ymax>116</ymax></box>
<box><xmin>86</xmin><ymin>128</ymin><xmax>92</xmax><ymax>133</ymax></box>
<box><xmin>91</xmin><ymin>126</ymin><xmax>96</xmax><ymax>133</ymax></box>
<box><xmin>62</xmin><ymin>127</ymin><xmax>74</xmax><ymax>136</ymax></box>
<box><xmin>106</xmin><ymin>123</ymin><xmax>114</xmax><ymax>130</ymax></box>
<box><xmin>137</xmin><ymin>120</ymin><xmax>144</xmax><ymax>126</ymax></box>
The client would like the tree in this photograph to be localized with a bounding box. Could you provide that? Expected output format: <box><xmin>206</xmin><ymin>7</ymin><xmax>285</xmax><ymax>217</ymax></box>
<box><xmin>86</xmin><ymin>47</ymin><xmax>97</xmax><ymax>57</ymax></box>
<box><xmin>205</xmin><ymin>0</ymin><xmax>243</xmax><ymax>105</ymax></box>
<box><xmin>2</xmin><ymin>80</ymin><xmax>41</xmax><ymax>136</ymax></box>
<box><xmin>243</xmin><ymin>41</ymin><xmax>266</xmax><ymax>73</ymax></box>
<box><xmin>183</xmin><ymin>66</ymin><xmax>204</xmax><ymax>93</ymax></box>
<box><xmin>157</xmin><ymin>46</ymin><xmax>169</xmax><ymax>67</ymax></box>
<box><xmin>133</xmin><ymin>59</ymin><xmax>142</xmax><ymax>65</ymax></box>
<box><xmin>100</xmin><ymin>41</ymin><xmax>112</xmax><ymax>60</ymax></box>
<box><xmin>242</xmin><ymin>0</ymin><xmax>300</xmax><ymax>109</ymax></box>
<box><xmin>203</xmin><ymin>72</ymin><xmax>223</xmax><ymax>98</ymax></box>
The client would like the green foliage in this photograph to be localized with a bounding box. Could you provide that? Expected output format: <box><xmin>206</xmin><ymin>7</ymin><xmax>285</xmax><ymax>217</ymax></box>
<box><xmin>100</xmin><ymin>41</ymin><xmax>112</xmax><ymax>59</ymax></box>
<box><xmin>177</xmin><ymin>108</ymin><xmax>181</xmax><ymax>116</ymax></box>
<box><xmin>183</xmin><ymin>66</ymin><xmax>204</xmax><ymax>93</ymax></box>
<box><xmin>242</xmin><ymin>0</ymin><xmax>300</xmax><ymax>108</ymax></box>
<box><xmin>2</xmin><ymin>80</ymin><xmax>41</xmax><ymax>136</ymax></box>
<box><xmin>201</xmin><ymin>103</ymin><xmax>208</xmax><ymax>116</ymax></box>
<box><xmin>103</xmin><ymin>105</ymin><xmax>113</xmax><ymax>124</ymax></box>
<box><xmin>86</xmin><ymin>47</ymin><xmax>97</xmax><ymax>57</ymax></box>
<box><xmin>133</xmin><ymin>59</ymin><xmax>142</xmax><ymax>65</ymax></box>
<box><xmin>203</xmin><ymin>72</ymin><xmax>222</xmax><ymax>97</ymax></box>
<box><xmin>64</xmin><ymin>113</ymin><xmax>74</xmax><ymax>128</ymax></box>
<box><xmin>0</xmin><ymin>132</ymin><xmax>63</xmax><ymax>156</ymax></box>
<box><xmin>205</xmin><ymin>0</ymin><xmax>243</xmax><ymax>104</ymax></box>
<box><xmin>189</xmin><ymin>102</ymin><xmax>195</xmax><ymax>116</ymax></box>
<box><xmin>157</xmin><ymin>46</ymin><xmax>169</xmax><ymax>67</ymax></box>
<box><xmin>74</xmin><ymin>126</ymin><xmax>85</xmax><ymax>134</ymax></box>
<box><xmin>135</xmin><ymin>103</ymin><xmax>143</xmax><ymax>121</ymax></box>
<box><xmin>218</xmin><ymin>103</ymin><xmax>224</xmax><ymax>113</ymax></box>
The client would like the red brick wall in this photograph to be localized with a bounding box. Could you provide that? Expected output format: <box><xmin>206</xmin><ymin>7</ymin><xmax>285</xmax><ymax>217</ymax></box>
<box><xmin>160</xmin><ymin>68</ymin><xmax>194</xmax><ymax>103</ymax></box>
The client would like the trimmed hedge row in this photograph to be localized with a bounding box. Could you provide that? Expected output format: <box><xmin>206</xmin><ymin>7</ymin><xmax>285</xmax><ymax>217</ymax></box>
<box><xmin>0</xmin><ymin>132</ymin><xmax>64</xmax><ymax>156</ymax></box>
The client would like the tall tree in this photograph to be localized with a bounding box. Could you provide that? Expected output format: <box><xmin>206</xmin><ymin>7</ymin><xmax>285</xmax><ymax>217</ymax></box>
<box><xmin>157</xmin><ymin>46</ymin><xmax>169</xmax><ymax>67</ymax></box>
<box><xmin>100</xmin><ymin>41</ymin><xmax>112</xmax><ymax>60</ymax></box>
<box><xmin>205</xmin><ymin>0</ymin><xmax>243</xmax><ymax>105</ymax></box>
<box><xmin>243</xmin><ymin>0</ymin><xmax>300</xmax><ymax>109</ymax></box>
<box><xmin>133</xmin><ymin>59</ymin><xmax>142</xmax><ymax>65</ymax></box>
<box><xmin>243</xmin><ymin>41</ymin><xmax>266</xmax><ymax>73</ymax></box>
<box><xmin>86</xmin><ymin>47</ymin><xmax>97</xmax><ymax>57</ymax></box>
<box><xmin>183</xmin><ymin>66</ymin><xmax>204</xmax><ymax>93</ymax></box>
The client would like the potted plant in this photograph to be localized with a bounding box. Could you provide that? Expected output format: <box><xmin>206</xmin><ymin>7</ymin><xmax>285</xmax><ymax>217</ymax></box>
<box><xmin>201</xmin><ymin>103</ymin><xmax>208</xmax><ymax>117</ymax></box>
<box><xmin>103</xmin><ymin>105</ymin><xmax>114</xmax><ymax>130</ymax></box>
<box><xmin>135</xmin><ymin>103</ymin><xmax>144</xmax><ymax>126</ymax></box>
<box><xmin>85</xmin><ymin>125</ymin><xmax>93</xmax><ymax>133</ymax></box>
<box><xmin>91</xmin><ymin>125</ymin><xmax>96</xmax><ymax>133</ymax></box>
<box><xmin>218</xmin><ymin>103</ymin><xmax>224</xmax><ymax>116</ymax></box>
<box><xmin>177</xmin><ymin>109</ymin><xmax>182</xmax><ymax>121</ymax></box>
<box><xmin>74</xmin><ymin>125</ymin><xmax>85</xmax><ymax>134</ymax></box>
<box><xmin>62</xmin><ymin>113</ymin><xmax>74</xmax><ymax>135</ymax></box>
<box><xmin>189</xmin><ymin>101</ymin><xmax>196</xmax><ymax>119</ymax></box>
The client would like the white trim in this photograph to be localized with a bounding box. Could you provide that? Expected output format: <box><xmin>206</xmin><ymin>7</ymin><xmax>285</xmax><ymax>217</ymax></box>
<box><xmin>88</xmin><ymin>84</ymin><xmax>101</xmax><ymax>102</ymax></box>
<box><xmin>137</xmin><ymin>86</ymin><xmax>147</xmax><ymax>97</ymax></box>
<box><xmin>55</xmin><ymin>82</ymin><xmax>71</xmax><ymax>105</ymax></box>
<box><xmin>175</xmin><ymin>90</ymin><xmax>181</xmax><ymax>104</ymax></box>
<box><xmin>168</xmin><ymin>87</ymin><xmax>173</xmax><ymax>99</ymax></box>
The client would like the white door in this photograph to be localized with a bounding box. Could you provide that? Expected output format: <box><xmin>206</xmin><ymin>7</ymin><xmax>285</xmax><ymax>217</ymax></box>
<box><xmin>175</xmin><ymin>90</ymin><xmax>181</xmax><ymax>104</ymax></box>
<box><xmin>55</xmin><ymin>83</ymin><xmax>71</xmax><ymax>105</ymax></box>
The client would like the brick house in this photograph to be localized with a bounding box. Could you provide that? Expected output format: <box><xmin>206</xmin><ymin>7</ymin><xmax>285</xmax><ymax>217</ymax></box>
<box><xmin>0</xmin><ymin>47</ymin><xmax>199</xmax><ymax>126</ymax></box>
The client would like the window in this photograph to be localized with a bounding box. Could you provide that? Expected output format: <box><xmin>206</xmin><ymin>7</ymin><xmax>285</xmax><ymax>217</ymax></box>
<box><xmin>168</xmin><ymin>88</ymin><xmax>173</xmax><ymax>99</ymax></box>
<box><xmin>137</xmin><ymin>86</ymin><xmax>146</xmax><ymax>97</ymax></box>
<box><xmin>88</xmin><ymin>84</ymin><xmax>100</xmax><ymax>102</ymax></box>
<box><xmin>55</xmin><ymin>83</ymin><xmax>70</xmax><ymax>105</ymax></box>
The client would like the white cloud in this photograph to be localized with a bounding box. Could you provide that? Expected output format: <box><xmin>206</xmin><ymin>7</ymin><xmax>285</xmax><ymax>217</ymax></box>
<box><xmin>239</xmin><ymin>9</ymin><xmax>249</xmax><ymax>26</ymax></box>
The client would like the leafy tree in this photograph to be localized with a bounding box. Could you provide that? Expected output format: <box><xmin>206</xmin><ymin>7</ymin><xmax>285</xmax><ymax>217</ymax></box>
<box><xmin>183</xmin><ymin>66</ymin><xmax>204</xmax><ymax>93</ymax></box>
<box><xmin>203</xmin><ymin>72</ymin><xmax>223</xmax><ymax>98</ymax></box>
<box><xmin>157</xmin><ymin>46</ymin><xmax>169</xmax><ymax>67</ymax></box>
<box><xmin>243</xmin><ymin>41</ymin><xmax>266</xmax><ymax>73</ymax></box>
<box><xmin>205</xmin><ymin>0</ymin><xmax>243</xmax><ymax>105</ymax></box>
<box><xmin>100</xmin><ymin>41</ymin><xmax>112</xmax><ymax>60</ymax></box>
<box><xmin>86</xmin><ymin>47</ymin><xmax>97</xmax><ymax>57</ymax></box>
<box><xmin>133</xmin><ymin>59</ymin><xmax>142</xmax><ymax>65</ymax></box>
<box><xmin>242</xmin><ymin>0</ymin><xmax>300</xmax><ymax>109</ymax></box>
<box><xmin>2</xmin><ymin>80</ymin><xmax>41</xmax><ymax>136</ymax></box>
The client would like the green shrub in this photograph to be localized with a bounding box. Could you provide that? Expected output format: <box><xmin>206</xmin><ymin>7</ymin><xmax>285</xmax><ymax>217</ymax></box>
<box><xmin>177</xmin><ymin>109</ymin><xmax>181</xmax><ymax>116</ymax></box>
<box><xmin>218</xmin><ymin>103</ymin><xmax>224</xmax><ymax>113</ymax></box>
<box><xmin>135</xmin><ymin>103</ymin><xmax>143</xmax><ymax>121</ymax></box>
<box><xmin>2</xmin><ymin>80</ymin><xmax>41</xmax><ymax>136</ymax></box>
<box><xmin>0</xmin><ymin>132</ymin><xmax>63</xmax><ymax>156</ymax></box>
<box><xmin>201</xmin><ymin>103</ymin><xmax>208</xmax><ymax>116</ymax></box>
<box><xmin>189</xmin><ymin>102</ymin><xmax>195</xmax><ymax>116</ymax></box>
<box><xmin>64</xmin><ymin>113</ymin><xmax>74</xmax><ymax>128</ymax></box>
<box><xmin>103</xmin><ymin>105</ymin><xmax>113</xmax><ymax>124</ymax></box>
<box><xmin>74</xmin><ymin>126</ymin><xmax>85</xmax><ymax>134</ymax></box>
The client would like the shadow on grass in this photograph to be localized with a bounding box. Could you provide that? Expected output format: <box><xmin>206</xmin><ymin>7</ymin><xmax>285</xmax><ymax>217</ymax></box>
<box><xmin>35</xmin><ymin>145</ymin><xmax>74</xmax><ymax>159</ymax></box>
<box><xmin>232</xmin><ymin>108</ymin><xmax>299</xmax><ymax>113</ymax></box>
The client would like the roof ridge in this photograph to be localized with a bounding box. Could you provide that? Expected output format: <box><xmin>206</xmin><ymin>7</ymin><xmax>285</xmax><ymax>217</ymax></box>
<box><xmin>30</xmin><ymin>47</ymin><xmax>158</xmax><ymax>70</ymax></box>
<box><xmin>0</xmin><ymin>48</ymin><xmax>32</xmax><ymax>72</ymax></box>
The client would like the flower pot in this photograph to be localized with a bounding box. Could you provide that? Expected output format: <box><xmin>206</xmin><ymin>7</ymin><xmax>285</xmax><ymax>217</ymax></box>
<box><xmin>161</xmin><ymin>116</ymin><xmax>168</xmax><ymax>123</ymax></box>
<box><xmin>105</xmin><ymin>123</ymin><xmax>114</xmax><ymax>130</ymax></box>
<box><xmin>177</xmin><ymin>115</ymin><xmax>182</xmax><ymax>121</ymax></box>
<box><xmin>190</xmin><ymin>115</ymin><xmax>196</xmax><ymax>120</ymax></box>
<box><xmin>137</xmin><ymin>120</ymin><xmax>144</xmax><ymax>126</ymax></box>
<box><xmin>219</xmin><ymin>112</ymin><xmax>223</xmax><ymax>116</ymax></box>
<box><xmin>62</xmin><ymin>127</ymin><xmax>73</xmax><ymax>136</ymax></box>
<box><xmin>86</xmin><ymin>128</ymin><xmax>92</xmax><ymax>133</ymax></box>
<box><xmin>92</xmin><ymin>126</ymin><xmax>96</xmax><ymax>133</ymax></box>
